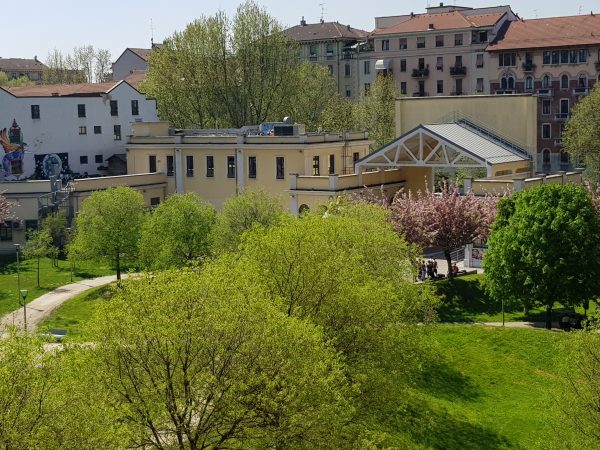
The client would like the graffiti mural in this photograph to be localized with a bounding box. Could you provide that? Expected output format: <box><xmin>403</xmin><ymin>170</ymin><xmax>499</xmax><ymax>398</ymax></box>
<box><xmin>1</xmin><ymin>127</ymin><xmax>26</xmax><ymax>179</ymax></box>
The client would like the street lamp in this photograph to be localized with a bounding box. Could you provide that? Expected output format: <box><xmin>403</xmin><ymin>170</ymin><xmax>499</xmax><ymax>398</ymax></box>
<box><xmin>19</xmin><ymin>289</ymin><xmax>28</xmax><ymax>332</ymax></box>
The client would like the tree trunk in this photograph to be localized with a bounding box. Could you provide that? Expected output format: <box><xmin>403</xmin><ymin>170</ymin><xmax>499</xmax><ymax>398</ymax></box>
<box><xmin>545</xmin><ymin>304</ymin><xmax>552</xmax><ymax>330</ymax></box>
<box><xmin>116</xmin><ymin>252</ymin><xmax>121</xmax><ymax>281</ymax></box>
<box><xmin>444</xmin><ymin>249</ymin><xmax>453</xmax><ymax>278</ymax></box>
<box><xmin>37</xmin><ymin>256</ymin><xmax>40</xmax><ymax>288</ymax></box>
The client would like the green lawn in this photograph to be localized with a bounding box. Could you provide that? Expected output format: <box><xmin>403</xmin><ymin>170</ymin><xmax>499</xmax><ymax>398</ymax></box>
<box><xmin>39</xmin><ymin>284</ymin><xmax>116</xmax><ymax>340</ymax></box>
<box><xmin>404</xmin><ymin>325</ymin><xmax>575</xmax><ymax>449</ymax></box>
<box><xmin>433</xmin><ymin>274</ymin><xmax>592</xmax><ymax>323</ymax></box>
<box><xmin>0</xmin><ymin>255</ymin><xmax>115</xmax><ymax>316</ymax></box>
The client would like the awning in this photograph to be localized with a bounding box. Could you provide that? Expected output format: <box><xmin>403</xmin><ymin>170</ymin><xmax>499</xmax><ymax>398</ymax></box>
<box><xmin>375</xmin><ymin>59</ymin><xmax>391</xmax><ymax>71</ymax></box>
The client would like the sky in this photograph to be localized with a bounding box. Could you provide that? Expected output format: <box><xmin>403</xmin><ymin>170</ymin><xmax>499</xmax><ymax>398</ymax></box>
<box><xmin>4</xmin><ymin>0</ymin><xmax>599</xmax><ymax>63</ymax></box>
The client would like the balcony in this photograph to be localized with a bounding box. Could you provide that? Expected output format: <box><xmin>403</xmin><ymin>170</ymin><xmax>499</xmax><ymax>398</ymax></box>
<box><xmin>449</xmin><ymin>65</ymin><xmax>467</xmax><ymax>76</ymax></box>
<box><xmin>555</xmin><ymin>113</ymin><xmax>570</xmax><ymax>121</ymax></box>
<box><xmin>436</xmin><ymin>64</ymin><xmax>443</xmax><ymax>71</ymax></box>
<box><xmin>411</xmin><ymin>67</ymin><xmax>430</xmax><ymax>78</ymax></box>
<box><xmin>522</xmin><ymin>62</ymin><xmax>536</xmax><ymax>72</ymax></box>
<box><xmin>536</xmin><ymin>88</ymin><xmax>554</xmax><ymax>97</ymax></box>
<box><xmin>573</xmin><ymin>87</ymin><xmax>589</xmax><ymax>96</ymax></box>
<box><xmin>412</xmin><ymin>91</ymin><xmax>429</xmax><ymax>97</ymax></box>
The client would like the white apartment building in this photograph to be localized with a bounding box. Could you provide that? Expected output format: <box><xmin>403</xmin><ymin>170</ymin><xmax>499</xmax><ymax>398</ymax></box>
<box><xmin>0</xmin><ymin>80</ymin><xmax>158</xmax><ymax>180</ymax></box>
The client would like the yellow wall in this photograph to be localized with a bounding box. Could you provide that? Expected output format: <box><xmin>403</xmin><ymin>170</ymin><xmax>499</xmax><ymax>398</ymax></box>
<box><xmin>395</xmin><ymin>95</ymin><xmax>538</xmax><ymax>156</ymax></box>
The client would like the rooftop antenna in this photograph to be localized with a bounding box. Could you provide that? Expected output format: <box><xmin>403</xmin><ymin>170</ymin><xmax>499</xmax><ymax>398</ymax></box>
<box><xmin>150</xmin><ymin>18</ymin><xmax>155</xmax><ymax>46</ymax></box>
<box><xmin>319</xmin><ymin>3</ymin><xmax>326</xmax><ymax>23</ymax></box>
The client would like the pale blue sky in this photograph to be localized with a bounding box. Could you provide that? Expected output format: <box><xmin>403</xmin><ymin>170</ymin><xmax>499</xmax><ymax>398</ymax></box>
<box><xmin>6</xmin><ymin>1</ymin><xmax>598</xmax><ymax>63</ymax></box>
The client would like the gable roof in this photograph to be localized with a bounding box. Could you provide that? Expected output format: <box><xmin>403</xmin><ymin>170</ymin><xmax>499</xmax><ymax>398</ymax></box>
<box><xmin>372</xmin><ymin>11</ymin><xmax>505</xmax><ymax>35</ymax></box>
<box><xmin>0</xmin><ymin>58</ymin><xmax>46</xmax><ymax>72</ymax></box>
<box><xmin>2</xmin><ymin>80</ymin><xmax>138</xmax><ymax>98</ymax></box>
<box><xmin>284</xmin><ymin>22</ymin><xmax>368</xmax><ymax>42</ymax></box>
<box><xmin>124</xmin><ymin>70</ymin><xmax>147</xmax><ymax>90</ymax></box>
<box><xmin>128</xmin><ymin>48</ymin><xmax>153</xmax><ymax>61</ymax></box>
<box><xmin>488</xmin><ymin>13</ymin><xmax>600</xmax><ymax>51</ymax></box>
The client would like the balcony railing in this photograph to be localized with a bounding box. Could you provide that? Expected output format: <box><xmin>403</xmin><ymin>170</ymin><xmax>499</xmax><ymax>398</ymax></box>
<box><xmin>450</xmin><ymin>65</ymin><xmax>467</xmax><ymax>76</ymax></box>
<box><xmin>309</xmin><ymin>54</ymin><xmax>318</xmax><ymax>60</ymax></box>
<box><xmin>342</xmin><ymin>52</ymin><xmax>355</xmax><ymax>60</ymax></box>
<box><xmin>522</xmin><ymin>62</ymin><xmax>536</xmax><ymax>72</ymax></box>
<box><xmin>412</xmin><ymin>91</ymin><xmax>429</xmax><ymax>97</ymax></box>
<box><xmin>495</xmin><ymin>89</ymin><xmax>514</xmax><ymax>95</ymax></box>
<box><xmin>436</xmin><ymin>65</ymin><xmax>443</xmax><ymax>71</ymax></box>
<box><xmin>450</xmin><ymin>91</ymin><xmax>464</xmax><ymax>96</ymax></box>
<box><xmin>573</xmin><ymin>87</ymin><xmax>589</xmax><ymax>96</ymax></box>
<box><xmin>555</xmin><ymin>113</ymin><xmax>570</xmax><ymax>121</ymax></box>
<box><xmin>411</xmin><ymin>67</ymin><xmax>430</xmax><ymax>78</ymax></box>
<box><xmin>537</xmin><ymin>88</ymin><xmax>554</xmax><ymax>96</ymax></box>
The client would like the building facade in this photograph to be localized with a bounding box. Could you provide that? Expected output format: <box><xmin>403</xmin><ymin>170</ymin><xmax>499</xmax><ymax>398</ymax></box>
<box><xmin>0</xmin><ymin>57</ymin><xmax>46</xmax><ymax>82</ymax></box>
<box><xmin>487</xmin><ymin>13</ymin><xmax>600</xmax><ymax>173</ymax></box>
<box><xmin>112</xmin><ymin>48</ymin><xmax>154</xmax><ymax>81</ymax></box>
<box><xmin>284</xmin><ymin>20</ymin><xmax>368</xmax><ymax>99</ymax></box>
<box><xmin>361</xmin><ymin>4</ymin><xmax>517</xmax><ymax>97</ymax></box>
<box><xmin>0</xmin><ymin>81</ymin><xmax>158</xmax><ymax>179</ymax></box>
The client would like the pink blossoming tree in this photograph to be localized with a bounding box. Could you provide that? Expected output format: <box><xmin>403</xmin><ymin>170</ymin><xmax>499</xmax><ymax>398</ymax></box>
<box><xmin>0</xmin><ymin>193</ymin><xmax>15</xmax><ymax>222</ymax></box>
<box><xmin>389</xmin><ymin>182</ymin><xmax>498</xmax><ymax>277</ymax></box>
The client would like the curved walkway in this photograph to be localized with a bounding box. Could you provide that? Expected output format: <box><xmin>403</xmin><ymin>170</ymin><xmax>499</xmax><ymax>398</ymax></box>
<box><xmin>0</xmin><ymin>274</ymin><xmax>128</xmax><ymax>333</ymax></box>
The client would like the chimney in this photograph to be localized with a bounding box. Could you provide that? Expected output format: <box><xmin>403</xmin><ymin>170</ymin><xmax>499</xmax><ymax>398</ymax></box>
<box><xmin>410</xmin><ymin>12</ymin><xmax>415</xmax><ymax>18</ymax></box>
<box><xmin>300</xmin><ymin>16</ymin><xmax>306</xmax><ymax>26</ymax></box>
<box><xmin>347</xmin><ymin>24</ymin><xmax>351</xmax><ymax>30</ymax></box>
<box><xmin>34</xmin><ymin>55</ymin><xmax>38</xmax><ymax>62</ymax></box>
<box><xmin>440</xmin><ymin>2</ymin><xmax>444</xmax><ymax>6</ymax></box>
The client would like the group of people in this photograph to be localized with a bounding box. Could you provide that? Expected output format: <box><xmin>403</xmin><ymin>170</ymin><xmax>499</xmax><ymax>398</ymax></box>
<box><xmin>417</xmin><ymin>259</ymin><xmax>438</xmax><ymax>281</ymax></box>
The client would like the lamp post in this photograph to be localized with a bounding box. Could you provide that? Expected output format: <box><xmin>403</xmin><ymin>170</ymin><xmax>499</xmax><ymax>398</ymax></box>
<box><xmin>15</xmin><ymin>242</ymin><xmax>21</xmax><ymax>310</ymax></box>
<box><xmin>20</xmin><ymin>289</ymin><xmax>28</xmax><ymax>332</ymax></box>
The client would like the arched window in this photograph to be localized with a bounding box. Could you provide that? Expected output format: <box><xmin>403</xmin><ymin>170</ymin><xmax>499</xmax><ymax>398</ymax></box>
<box><xmin>542</xmin><ymin>148</ymin><xmax>551</xmax><ymax>172</ymax></box>
<box><xmin>578</xmin><ymin>73</ymin><xmax>588</xmax><ymax>87</ymax></box>
<box><xmin>560</xmin><ymin>151</ymin><xmax>569</xmax><ymax>164</ymax></box>
<box><xmin>507</xmin><ymin>76</ymin><xmax>515</xmax><ymax>89</ymax></box>
<box><xmin>542</xmin><ymin>75</ymin><xmax>551</xmax><ymax>88</ymax></box>
<box><xmin>525</xmin><ymin>76</ymin><xmax>533</xmax><ymax>90</ymax></box>
<box><xmin>561</xmin><ymin>74</ymin><xmax>569</xmax><ymax>89</ymax></box>
<box><xmin>501</xmin><ymin>77</ymin><xmax>508</xmax><ymax>90</ymax></box>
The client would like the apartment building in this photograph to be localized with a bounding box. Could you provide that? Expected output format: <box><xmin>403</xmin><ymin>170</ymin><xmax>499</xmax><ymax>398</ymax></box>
<box><xmin>0</xmin><ymin>57</ymin><xmax>46</xmax><ymax>82</ymax></box>
<box><xmin>0</xmin><ymin>80</ymin><xmax>158</xmax><ymax>179</ymax></box>
<box><xmin>487</xmin><ymin>13</ymin><xmax>600</xmax><ymax>173</ymax></box>
<box><xmin>363</xmin><ymin>4</ymin><xmax>517</xmax><ymax>97</ymax></box>
<box><xmin>112</xmin><ymin>46</ymin><xmax>161</xmax><ymax>81</ymax></box>
<box><xmin>284</xmin><ymin>19</ymin><xmax>368</xmax><ymax>99</ymax></box>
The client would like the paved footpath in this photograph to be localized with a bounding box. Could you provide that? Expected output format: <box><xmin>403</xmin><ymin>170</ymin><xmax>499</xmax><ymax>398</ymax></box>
<box><xmin>1</xmin><ymin>274</ymin><xmax>129</xmax><ymax>333</ymax></box>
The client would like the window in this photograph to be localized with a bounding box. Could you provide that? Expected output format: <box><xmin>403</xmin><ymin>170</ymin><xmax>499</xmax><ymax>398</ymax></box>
<box><xmin>309</xmin><ymin>44</ymin><xmax>317</xmax><ymax>57</ymax></box>
<box><xmin>364</xmin><ymin>60</ymin><xmax>370</xmax><ymax>74</ymax></box>
<box><xmin>113</xmin><ymin>125</ymin><xmax>121</xmax><ymax>140</ymax></box>
<box><xmin>501</xmin><ymin>75</ymin><xmax>514</xmax><ymax>90</ymax></box>
<box><xmin>353</xmin><ymin>152</ymin><xmax>360</xmax><ymax>164</ymax></box>
<box><xmin>150</xmin><ymin>197</ymin><xmax>160</xmax><ymax>207</ymax></box>
<box><xmin>551</xmin><ymin>50</ymin><xmax>559</xmax><ymax>65</ymax></box>
<box><xmin>455</xmin><ymin>55</ymin><xmax>463</xmax><ymax>67</ymax></box>
<box><xmin>10</xmin><ymin>159</ymin><xmax>22</xmax><ymax>175</ymax></box>
<box><xmin>186</xmin><ymin>155</ymin><xmax>194</xmax><ymax>177</ymax></box>
<box><xmin>93</xmin><ymin>125</ymin><xmax>102</xmax><ymax>134</ymax></box>
<box><xmin>525</xmin><ymin>52</ymin><xmax>533</xmax><ymax>64</ymax></box>
<box><xmin>455</xmin><ymin>78</ymin><xmax>463</xmax><ymax>95</ymax></box>
<box><xmin>110</xmin><ymin>100</ymin><xmax>118</xmax><ymax>116</ymax></box>
<box><xmin>499</xmin><ymin>52</ymin><xmax>516</xmax><ymax>67</ymax></box>
<box><xmin>435</xmin><ymin>35</ymin><xmax>444</xmax><ymax>47</ymax></box>
<box><xmin>476</xmin><ymin>78</ymin><xmax>484</xmax><ymax>92</ymax></box>
<box><xmin>579</xmin><ymin>49</ymin><xmax>588</xmax><ymax>63</ymax></box>
<box><xmin>345</xmin><ymin>86</ymin><xmax>351</xmax><ymax>98</ymax></box>
<box><xmin>542</xmin><ymin>100</ymin><xmax>551</xmax><ymax>115</ymax></box>
<box><xmin>364</xmin><ymin>83</ymin><xmax>371</xmax><ymax>95</ymax></box>
<box><xmin>417</xmin><ymin>37</ymin><xmax>426</xmax><ymax>49</ymax></box>
<box><xmin>476</xmin><ymin>53</ymin><xmax>484</xmax><ymax>68</ymax></box>
<box><xmin>227</xmin><ymin>156</ymin><xmax>236</xmax><ymax>178</ymax></box>
<box><xmin>525</xmin><ymin>76</ymin><xmax>533</xmax><ymax>90</ymax></box>
<box><xmin>542</xmin><ymin>75</ymin><xmax>551</xmax><ymax>88</ymax></box>
<box><xmin>312</xmin><ymin>156</ymin><xmax>320</xmax><ymax>175</ymax></box>
<box><xmin>561</xmin><ymin>74</ymin><xmax>569</xmax><ymax>89</ymax></box>
<box><xmin>399</xmin><ymin>38</ymin><xmax>407</xmax><ymax>49</ymax></box>
<box><xmin>328</xmin><ymin>154</ymin><xmax>335</xmax><ymax>175</ymax></box>
<box><xmin>149</xmin><ymin>155</ymin><xmax>157</xmax><ymax>173</ymax></box>
<box><xmin>276</xmin><ymin>156</ymin><xmax>285</xmax><ymax>179</ymax></box>
<box><xmin>95</xmin><ymin>154</ymin><xmax>103</xmax><ymax>164</ymax></box>
<box><xmin>543</xmin><ymin>51</ymin><xmax>551</xmax><ymax>65</ymax></box>
<box><xmin>437</xmin><ymin>80</ymin><xmax>444</xmax><ymax>94</ymax></box>
<box><xmin>327</xmin><ymin>65</ymin><xmax>333</xmax><ymax>76</ymax></box>
<box><xmin>400</xmin><ymin>59</ymin><xmax>406</xmax><ymax>72</ymax></box>
<box><xmin>326</xmin><ymin>43</ymin><xmax>333</xmax><ymax>56</ymax></box>
<box><xmin>454</xmin><ymin>34</ymin><xmax>463</xmax><ymax>46</ymax></box>
<box><xmin>436</xmin><ymin>56</ymin><xmax>443</xmax><ymax>70</ymax></box>
<box><xmin>478</xmin><ymin>31</ymin><xmax>488</xmax><ymax>43</ymax></box>
<box><xmin>167</xmin><ymin>155</ymin><xmax>174</xmax><ymax>176</ymax></box>
<box><xmin>569</xmin><ymin>50</ymin><xmax>578</xmax><ymax>64</ymax></box>
<box><xmin>382</xmin><ymin>40</ymin><xmax>389</xmax><ymax>51</ymax></box>
<box><xmin>80</xmin><ymin>155</ymin><xmax>88</xmax><ymax>164</ymax></box>
<box><xmin>206</xmin><ymin>155</ymin><xmax>214</xmax><ymax>177</ymax></box>
<box><xmin>248</xmin><ymin>156</ymin><xmax>256</xmax><ymax>178</ymax></box>
<box><xmin>560</xmin><ymin>98</ymin><xmax>570</xmax><ymax>115</ymax></box>
<box><xmin>78</xmin><ymin>126</ymin><xmax>87</xmax><ymax>135</ymax></box>
<box><xmin>400</xmin><ymin>82</ymin><xmax>407</xmax><ymax>95</ymax></box>
<box><xmin>578</xmin><ymin>74</ymin><xmax>588</xmax><ymax>87</ymax></box>
<box><xmin>344</xmin><ymin>63</ymin><xmax>351</xmax><ymax>77</ymax></box>
<box><xmin>131</xmin><ymin>100</ymin><xmax>139</xmax><ymax>116</ymax></box>
<box><xmin>78</xmin><ymin>104</ymin><xmax>86</xmax><ymax>118</ymax></box>
<box><xmin>542</xmin><ymin>123</ymin><xmax>551</xmax><ymax>139</ymax></box>
<box><xmin>0</xmin><ymin>223</ymin><xmax>13</xmax><ymax>242</ymax></box>
<box><xmin>561</xmin><ymin>50</ymin><xmax>569</xmax><ymax>64</ymax></box>
<box><xmin>31</xmin><ymin>104</ymin><xmax>40</xmax><ymax>119</ymax></box>
<box><xmin>418</xmin><ymin>58</ymin><xmax>425</xmax><ymax>69</ymax></box>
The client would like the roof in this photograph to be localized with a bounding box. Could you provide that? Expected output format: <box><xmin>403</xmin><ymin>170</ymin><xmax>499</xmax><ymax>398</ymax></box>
<box><xmin>124</xmin><ymin>70</ymin><xmax>147</xmax><ymax>90</ymax></box>
<box><xmin>283</xmin><ymin>21</ymin><xmax>368</xmax><ymax>42</ymax></box>
<box><xmin>372</xmin><ymin>11</ymin><xmax>505</xmax><ymax>35</ymax></box>
<box><xmin>2</xmin><ymin>80</ymin><xmax>136</xmax><ymax>97</ymax></box>
<box><xmin>488</xmin><ymin>13</ymin><xmax>600</xmax><ymax>51</ymax></box>
<box><xmin>0</xmin><ymin>58</ymin><xmax>46</xmax><ymax>72</ymax></box>
<box><xmin>128</xmin><ymin>48</ymin><xmax>153</xmax><ymax>61</ymax></box>
<box><xmin>423</xmin><ymin>123</ymin><xmax>526</xmax><ymax>164</ymax></box>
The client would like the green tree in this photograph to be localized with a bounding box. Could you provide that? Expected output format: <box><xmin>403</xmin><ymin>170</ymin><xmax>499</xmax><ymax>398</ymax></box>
<box><xmin>139</xmin><ymin>193</ymin><xmax>216</xmax><ymax>270</ymax></box>
<box><xmin>484</xmin><ymin>184</ymin><xmax>600</xmax><ymax>329</ymax></box>
<box><xmin>87</xmin><ymin>269</ymin><xmax>353</xmax><ymax>449</ymax></box>
<box><xmin>563</xmin><ymin>83</ymin><xmax>600</xmax><ymax>182</ymax></box>
<box><xmin>22</xmin><ymin>229</ymin><xmax>53</xmax><ymax>287</ymax></box>
<box><xmin>212</xmin><ymin>189</ymin><xmax>286</xmax><ymax>253</ymax></box>
<box><xmin>40</xmin><ymin>212</ymin><xmax>68</xmax><ymax>266</ymax></box>
<box><xmin>69</xmin><ymin>186</ymin><xmax>146</xmax><ymax>280</ymax></box>
<box><xmin>353</xmin><ymin>73</ymin><xmax>398</xmax><ymax>150</ymax></box>
<box><xmin>320</xmin><ymin>94</ymin><xmax>356</xmax><ymax>132</ymax></box>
